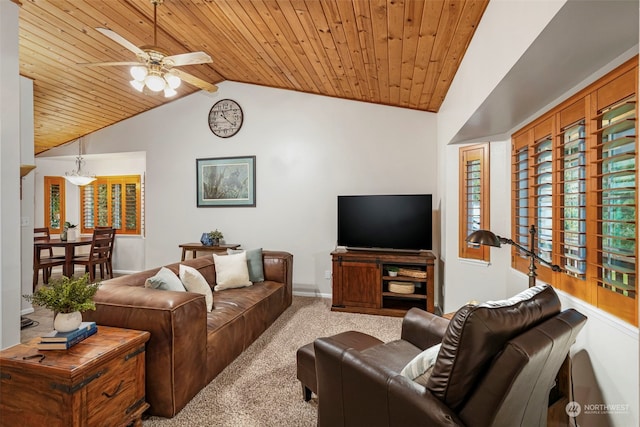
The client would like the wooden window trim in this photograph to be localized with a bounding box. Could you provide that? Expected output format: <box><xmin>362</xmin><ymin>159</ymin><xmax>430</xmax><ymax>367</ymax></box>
<box><xmin>459</xmin><ymin>143</ymin><xmax>490</xmax><ymax>261</ymax></box>
<box><xmin>44</xmin><ymin>176</ymin><xmax>65</xmax><ymax>233</ymax></box>
<box><xmin>511</xmin><ymin>57</ymin><xmax>638</xmax><ymax>326</ymax></box>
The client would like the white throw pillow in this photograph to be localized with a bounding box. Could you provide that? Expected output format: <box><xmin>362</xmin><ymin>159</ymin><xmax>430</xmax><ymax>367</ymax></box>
<box><xmin>213</xmin><ymin>252</ymin><xmax>252</xmax><ymax>291</ymax></box>
<box><xmin>144</xmin><ymin>267</ymin><xmax>186</xmax><ymax>292</ymax></box>
<box><xmin>400</xmin><ymin>343</ymin><xmax>442</xmax><ymax>386</ymax></box>
<box><xmin>179</xmin><ymin>264</ymin><xmax>213</xmax><ymax>312</ymax></box>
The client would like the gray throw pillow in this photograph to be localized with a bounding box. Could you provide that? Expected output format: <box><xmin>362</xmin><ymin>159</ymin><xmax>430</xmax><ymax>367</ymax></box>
<box><xmin>228</xmin><ymin>248</ymin><xmax>264</xmax><ymax>282</ymax></box>
<box><xmin>144</xmin><ymin>267</ymin><xmax>186</xmax><ymax>292</ymax></box>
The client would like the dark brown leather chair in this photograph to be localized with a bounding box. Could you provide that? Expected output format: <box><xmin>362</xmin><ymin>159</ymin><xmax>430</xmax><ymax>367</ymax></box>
<box><xmin>312</xmin><ymin>285</ymin><xmax>587</xmax><ymax>427</ymax></box>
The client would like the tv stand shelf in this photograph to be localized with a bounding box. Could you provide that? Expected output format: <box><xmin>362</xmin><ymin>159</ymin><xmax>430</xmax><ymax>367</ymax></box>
<box><xmin>331</xmin><ymin>249</ymin><xmax>435</xmax><ymax>317</ymax></box>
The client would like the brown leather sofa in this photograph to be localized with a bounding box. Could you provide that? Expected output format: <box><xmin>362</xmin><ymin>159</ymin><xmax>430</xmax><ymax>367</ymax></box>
<box><xmin>84</xmin><ymin>251</ymin><xmax>293</xmax><ymax>418</ymax></box>
<box><xmin>311</xmin><ymin>284</ymin><xmax>587</xmax><ymax>427</ymax></box>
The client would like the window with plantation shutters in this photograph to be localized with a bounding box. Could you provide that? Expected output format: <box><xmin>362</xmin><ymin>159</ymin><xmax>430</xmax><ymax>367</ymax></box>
<box><xmin>534</xmin><ymin>135</ymin><xmax>553</xmax><ymax>265</ymax></box>
<box><xmin>81</xmin><ymin>175</ymin><xmax>141</xmax><ymax>235</ymax></box>
<box><xmin>459</xmin><ymin>143</ymin><xmax>489</xmax><ymax>261</ymax></box>
<box><xmin>512</xmin><ymin>141</ymin><xmax>529</xmax><ymax>263</ymax></box>
<box><xmin>44</xmin><ymin>176</ymin><xmax>65</xmax><ymax>232</ymax></box>
<box><xmin>511</xmin><ymin>57</ymin><xmax>637</xmax><ymax>325</ymax></box>
<box><xmin>560</xmin><ymin>120</ymin><xmax>588</xmax><ymax>280</ymax></box>
<box><xmin>592</xmin><ymin>91</ymin><xmax>636</xmax><ymax>321</ymax></box>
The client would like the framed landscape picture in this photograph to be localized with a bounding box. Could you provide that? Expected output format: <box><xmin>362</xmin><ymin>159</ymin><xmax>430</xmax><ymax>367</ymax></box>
<box><xmin>196</xmin><ymin>156</ymin><xmax>256</xmax><ymax>207</ymax></box>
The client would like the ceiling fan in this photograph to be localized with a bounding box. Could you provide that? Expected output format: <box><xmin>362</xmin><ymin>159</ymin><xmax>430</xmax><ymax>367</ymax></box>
<box><xmin>81</xmin><ymin>0</ymin><xmax>217</xmax><ymax>97</ymax></box>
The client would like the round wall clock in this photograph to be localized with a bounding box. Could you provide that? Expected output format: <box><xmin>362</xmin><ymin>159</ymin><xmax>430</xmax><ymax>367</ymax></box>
<box><xmin>208</xmin><ymin>99</ymin><xmax>244</xmax><ymax>138</ymax></box>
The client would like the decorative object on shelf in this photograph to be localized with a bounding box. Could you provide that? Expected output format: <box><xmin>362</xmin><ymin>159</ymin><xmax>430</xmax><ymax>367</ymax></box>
<box><xmin>200</xmin><ymin>229</ymin><xmax>223</xmax><ymax>246</ymax></box>
<box><xmin>397</xmin><ymin>267</ymin><xmax>427</xmax><ymax>279</ymax></box>
<box><xmin>80</xmin><ymin>0</ymin><xmax>217</xmax><ymax>98</ymax></box>
<box><xmin>23</xmin><ymin>274</ymin><xmax>101</xmax><ymax>332</ymax></box>
<box><xmin>466</xmin><ymin>224</ymin><xmax>562</xmax><ymax>288</ymax></box>
<box><xmin>200</xmin><ymin>233</ymin><xmax>213</xmax><ymax>246</ymax></box>
<box><xmin>387</xmin><ymin>266</ymin><xmax>399</xmax><ymax>277</ymax></box>
<box><xmin>64</xmin><ymin>221</ymin><xmax>78</xmax><ymax>241</ymax></box>
<box><xmin>208</xmin><ymin>99</ymin><xmax>244</xmax><ymax>137</ymax></box>
<box><xmin>388</xmin><ymin>281</ymin><xmax>414</xmax><ymax>294</ymax></box>
<box><xmin>208</xmin><ymin>229</ymin><xmax>223</xmax><ymax>246</ymax></box>
<box><xmin>64</xmin><ymin>138</ymin><xmax>96</xmax><ymax>186</ymax></box>
<box><xmin>196</xmin><ymin>156</ymin><xmax>256</xmax><ymax>207</ymax></box>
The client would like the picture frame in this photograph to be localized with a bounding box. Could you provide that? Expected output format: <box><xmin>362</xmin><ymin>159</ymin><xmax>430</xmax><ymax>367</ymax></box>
<box><xmin>196</xmin><ymin>156</ymin><xmax>256</xmax><ymax>207</ymax></box>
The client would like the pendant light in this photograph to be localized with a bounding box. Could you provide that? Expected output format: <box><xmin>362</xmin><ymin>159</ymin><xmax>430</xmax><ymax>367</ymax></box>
<box><xmin>64</xmin><ymin>138</ymin><xmax>96</xmax><ymax>186</ymax></box>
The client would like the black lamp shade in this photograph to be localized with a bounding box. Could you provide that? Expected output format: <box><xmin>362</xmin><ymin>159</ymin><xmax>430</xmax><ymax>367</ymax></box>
<box><xmin>465</xmin><ymin>229</ymin><xmax>502</xmax><ymax>248</ymax></box>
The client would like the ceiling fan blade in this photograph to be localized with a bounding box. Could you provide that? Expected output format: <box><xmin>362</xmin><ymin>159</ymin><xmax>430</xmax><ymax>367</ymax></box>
<box><xmin>95</xmin><ymin>27</ymin><xmax>149</xmax><ymax>60</ymax></box>
<box><xmin>171</xmin><ymin>69</ymin><xmax>218</xmax><ymax>93</ymax></box>
<box><xmin>78</xmin><ymin>61</ymin><xmax>141</xmax><ymax>67</ymax></box>
<box><xmin>164</xmin><ymin>52</ymin><xmax>213</xmax><ymax>67</ymax></box>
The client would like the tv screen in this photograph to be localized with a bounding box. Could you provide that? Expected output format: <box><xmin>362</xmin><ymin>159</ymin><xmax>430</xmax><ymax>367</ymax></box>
<box><xmin>337</xmin><ymin>194</ymin><xmax>432</xmax><ymax>251</ymax></box>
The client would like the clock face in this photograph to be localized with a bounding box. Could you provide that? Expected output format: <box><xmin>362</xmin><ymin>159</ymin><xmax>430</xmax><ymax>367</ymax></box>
<box><xmin>208</xmin><ymin>99</ymin><xmax>243</xmax><ymax>138</ymax></box>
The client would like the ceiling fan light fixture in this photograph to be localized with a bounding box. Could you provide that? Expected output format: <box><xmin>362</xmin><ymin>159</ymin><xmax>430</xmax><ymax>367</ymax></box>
<box><xmin>130</xmin><ymin>79</ymin><xmax>145</xmax><ymax>92</ymax></box>
<box><xmin>163</xmin><ymin>87</ymin><xmax>177</xmax><ymax>98</ymax></box>
<box><xmin>145</xmin><ymin>73</ymin><xmax>165</xmax><ymax>92</ymax></box>
<box><xmin>130</xmin><ymin>65</ymin><xmax>148</xmax><ymax>81</ymax></box>
<box><xmin>165</xmin><ymin>73</ymin><xmax>181</xmax><ymax>89</ymax></box>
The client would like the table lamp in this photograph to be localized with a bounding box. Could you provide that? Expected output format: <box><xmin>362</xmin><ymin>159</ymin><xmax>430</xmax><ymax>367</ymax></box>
<box><xmin>465</xmin><ymin>224</ymin><xmax>562</xmax><ymax>287</ymax></box>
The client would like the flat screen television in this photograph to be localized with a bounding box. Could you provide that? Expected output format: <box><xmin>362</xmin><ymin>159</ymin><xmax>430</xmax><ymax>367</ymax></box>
<box><xmin>337</xmin><ymin>194</ymin><xmax>432</xmax><ymax>252</ymax></box>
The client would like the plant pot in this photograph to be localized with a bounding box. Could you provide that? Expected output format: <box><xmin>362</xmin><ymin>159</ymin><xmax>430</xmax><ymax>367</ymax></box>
<box><xmin>54</xmin><ymin>311</ymin><xmax>82</xmax><ymax>332</ymax></box>
<box><xmin>211</xmin><ymin>238</ymin><xmax>220</xmax><ymax>246</ymax></box>
<box><xmin>389</xmin><ymin>271</ymin><xmax>398</xmax><ymax>277</ymax></box>
<box><xmin>67</xmin><ymin>228</ymin><xmax>77</xmax><ymax>241</ymax></box>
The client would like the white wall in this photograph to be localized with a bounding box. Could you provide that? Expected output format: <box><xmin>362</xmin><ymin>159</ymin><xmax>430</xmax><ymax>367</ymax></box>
<box><xmin>20</xmin><ymin>77</ymin><xmax>35</xmax><ymax>314</ymax></box>
<box><xmin>437</xmin><ymin>2</ymin><xmax>639</xmax><ymax>426</ymax></box>
<box><xmin>0</xmin><ymin>0</ymin><xmax>22</xmax><ymax>349</ymax></box>
<box><xmin>39</xmin><ymin>83</ymin><xmax>438</xmax><ymax>297</ymax></box>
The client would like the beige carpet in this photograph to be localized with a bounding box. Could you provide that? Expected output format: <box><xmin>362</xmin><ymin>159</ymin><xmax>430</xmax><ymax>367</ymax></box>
<box><xmin>143</xmin><ymin>296</ymin><xmax>403</xmax><ymax>426</ymax></box>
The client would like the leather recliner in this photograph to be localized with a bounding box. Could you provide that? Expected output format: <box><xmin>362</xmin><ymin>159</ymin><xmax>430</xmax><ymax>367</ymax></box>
<box><xmin>313</xmin><ymin>285</ymin><xmax>587</xmax><ymax>427</ymax></box>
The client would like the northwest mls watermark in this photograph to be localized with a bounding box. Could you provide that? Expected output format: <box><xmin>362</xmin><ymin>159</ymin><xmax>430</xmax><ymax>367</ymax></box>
<box><xmin>566</xmin><ymin>401</ymin><xmax>631</xmax><ymax>417</ymax></box>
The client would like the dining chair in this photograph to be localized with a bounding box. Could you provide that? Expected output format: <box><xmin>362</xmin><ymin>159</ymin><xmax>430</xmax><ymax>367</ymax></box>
<box><xmin>33</xmin><ymin>227</ymin><xmax>65</xmax><ymax>290</ymax></box>
<box><xmin>95</xmin><ymin>226</ymin><xmax>116</xmax><ymax>277</ymax></box>
<box><xmin>72</xmin><ymin>228</ymin><xmax>116</xmax><ymax>282</ymax></box>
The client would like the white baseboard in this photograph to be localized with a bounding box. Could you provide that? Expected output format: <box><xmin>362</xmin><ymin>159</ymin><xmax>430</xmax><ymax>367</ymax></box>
<box><xmin>21</xmin><ymin>307</ymin><xmax>34</xmax><ymax>316</ymax></box>
<box><xmin>293</xmin><ymin>290</ymin><xmax>331</xmax><ymax>299</ymax></box>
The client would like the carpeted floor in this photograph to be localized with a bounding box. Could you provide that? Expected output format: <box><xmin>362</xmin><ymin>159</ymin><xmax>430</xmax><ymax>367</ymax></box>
<box><xmin>142</xmin><ymin>296</ymin><xmax>403</xmax><ymax>426</ymax></box>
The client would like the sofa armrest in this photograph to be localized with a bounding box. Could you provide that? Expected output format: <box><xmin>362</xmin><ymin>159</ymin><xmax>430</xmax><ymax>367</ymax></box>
<box><xmin>263</xmin><ymin>251</ymin><xmax>293</xmax><ymax>306</ymax></box>
<box><xmin>83</xmin><ymin>284</ymin><xmax>208</xmax><ymax>418</ymax></box>
<box><xmin>314</xmin><ymin>336</ymin><xmax>463</xmax><ymax>427</ymax></box>
<box><xmin>401</xmin><ymin>308</ymin><xmax>450</xmax><ymax>350</ymax></box>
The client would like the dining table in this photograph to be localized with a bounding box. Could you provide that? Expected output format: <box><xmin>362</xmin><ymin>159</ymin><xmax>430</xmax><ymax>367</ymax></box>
<box><xmin>34</xmin><ymin>236</ymin><xmax>94</xmax><ymax>278</ymax></box>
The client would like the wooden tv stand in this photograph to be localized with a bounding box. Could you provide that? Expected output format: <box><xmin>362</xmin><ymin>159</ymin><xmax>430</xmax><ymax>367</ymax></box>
<box><xmin>331</xmin><ymin>249</ymin><xmax>435</xmax><ymax>317</ymax></box>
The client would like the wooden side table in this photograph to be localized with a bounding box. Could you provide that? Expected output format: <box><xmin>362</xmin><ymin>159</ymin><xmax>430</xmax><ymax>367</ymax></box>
<box><xmin>0</xmin><ymin>326</ymin><xmax>150</xmax><ymax>427</ymax></box>
<box><xmin>179</xmin><ymin>243</ymin><xmax>241</xmax><ymax>261</ymax></box>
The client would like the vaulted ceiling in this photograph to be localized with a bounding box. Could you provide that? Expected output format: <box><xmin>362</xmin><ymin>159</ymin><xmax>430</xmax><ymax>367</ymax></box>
<box><xmin>18</xmin><ymin>0</ymin><xmax>488</xmax><ymax>154</ymax></box>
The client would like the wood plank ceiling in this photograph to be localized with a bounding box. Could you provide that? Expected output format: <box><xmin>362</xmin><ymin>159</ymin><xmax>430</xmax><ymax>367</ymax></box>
<box><xmin>18</xmin><ymin>0</ymin><xmax>489</xmax><ymax>154</ymax></box>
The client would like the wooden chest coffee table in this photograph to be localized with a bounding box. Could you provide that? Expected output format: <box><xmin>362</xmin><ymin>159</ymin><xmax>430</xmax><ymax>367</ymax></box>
<box><xmin>0</xmin><ymin>326</ymin><xmax>150</xmax><ymax>427</ymax></box>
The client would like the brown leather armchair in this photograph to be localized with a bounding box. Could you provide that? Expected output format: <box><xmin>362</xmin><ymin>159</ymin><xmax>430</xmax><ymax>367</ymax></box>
<box><xmin>313</xmin><ymin>285</ymin><xmax>587</xmax><ymax>427</ymax></box>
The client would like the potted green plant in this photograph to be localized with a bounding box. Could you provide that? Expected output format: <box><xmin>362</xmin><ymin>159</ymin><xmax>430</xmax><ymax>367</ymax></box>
<box><xmin>387</xmin><ymin>266</ymin><xmax>400</xmax><ymax>277</ymax></box>
<box><xmin>208</xmin><ymin>229</ymin><xmax>224</xmax><ymax>246</ymax></box>
<box><xmin>23</xmin><ymin>274</ymin><xmax>100</xmax><ymax>332</ymax></box>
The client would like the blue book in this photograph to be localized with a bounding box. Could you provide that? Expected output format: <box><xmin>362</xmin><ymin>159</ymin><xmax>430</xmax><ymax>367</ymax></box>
<box><xmin>40</xmin><ymin>321</ymin><xmax>97</xmax><ymax>343</ymax></box>
<box><xmin>37</xmin><ymin>326</ymin><xmax>97</xmax><ymax>350</ymax></box>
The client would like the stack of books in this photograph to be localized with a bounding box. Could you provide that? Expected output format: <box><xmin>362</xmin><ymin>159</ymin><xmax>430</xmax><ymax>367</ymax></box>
<box><xmin>37</xmin><ymin>321</ymin><xmax>97</xmax><ymax>350</ymax></box>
